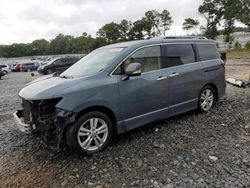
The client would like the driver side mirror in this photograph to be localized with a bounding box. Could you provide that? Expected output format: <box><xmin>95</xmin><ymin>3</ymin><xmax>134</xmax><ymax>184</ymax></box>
<box><xmin>125</xmin><ymin>63</ymin><xmax>142</xmax><ymax>76</ymax></box>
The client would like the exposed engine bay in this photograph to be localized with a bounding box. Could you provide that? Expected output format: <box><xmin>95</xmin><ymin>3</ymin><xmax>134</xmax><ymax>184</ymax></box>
<box><xmin>16</xmin><ymin>98</ymin><xmax>76</xmax><ymax>150</ymax></box>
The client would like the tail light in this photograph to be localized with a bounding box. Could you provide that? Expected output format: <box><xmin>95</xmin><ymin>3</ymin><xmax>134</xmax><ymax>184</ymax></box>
<box><xmin>220</xmin><ymin>52</ymin><xmax>226</xmax><ymax>69</ymax></box>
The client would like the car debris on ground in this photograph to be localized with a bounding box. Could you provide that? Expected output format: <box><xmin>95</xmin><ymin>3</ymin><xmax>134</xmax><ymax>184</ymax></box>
<box><xmin>226</xmin><ymin>77</ymin><xmax>250</xmax><ymax>88</ymax></box>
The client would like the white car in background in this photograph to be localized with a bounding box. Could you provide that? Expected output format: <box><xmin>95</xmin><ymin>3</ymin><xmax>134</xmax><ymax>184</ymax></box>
<box><xmin>0</xmin><ymin>64</ymin><xmax>10</xmax><ymax>74</ymax></box>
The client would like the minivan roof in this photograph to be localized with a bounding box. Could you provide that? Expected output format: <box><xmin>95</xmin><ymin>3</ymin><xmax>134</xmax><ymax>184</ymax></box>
<box><xmin>101</xmin><ymin>37</ymin><xmax>215</xmax><ymax>50</ymax></box>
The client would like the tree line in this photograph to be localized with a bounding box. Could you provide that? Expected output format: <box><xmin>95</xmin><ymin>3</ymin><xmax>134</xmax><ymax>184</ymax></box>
<box><xmin>0</xmin><ymin>9</ymin><xmax>173</xmax><ymax>58</ymax></box>
<box><xmin>0</xmin><ymin>0</ymin><xmax>249</xmax><ymax>58</ymax></box>
<box><xmin>183</xmin><ymin>0</ymin><xmax>250</xmax><ymax>42</ymax></box>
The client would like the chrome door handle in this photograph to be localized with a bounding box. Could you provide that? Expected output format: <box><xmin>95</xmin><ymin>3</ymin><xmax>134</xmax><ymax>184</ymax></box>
<box><xmin>169</xmin><ymin>73</ymin><xmax>179</xmax><ymax>77</ymax></box>
<box><xmin>157</xmin><ymin>76</ymin><xmax>167</xmax><ymax>81</ymax></box>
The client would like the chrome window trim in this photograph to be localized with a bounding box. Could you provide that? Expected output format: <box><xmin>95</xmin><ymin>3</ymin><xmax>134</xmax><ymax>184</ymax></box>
<box><xmin>110</xmin><ymin>42</ymin><xmax>219</xmax><ymax>76</ymax></box>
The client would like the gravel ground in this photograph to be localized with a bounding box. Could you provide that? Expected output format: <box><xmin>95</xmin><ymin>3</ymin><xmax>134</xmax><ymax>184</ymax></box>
<box><xmin>0</xmin><ymin>59</ymin><xmax>249</xmax><ymax>188</ymax></box>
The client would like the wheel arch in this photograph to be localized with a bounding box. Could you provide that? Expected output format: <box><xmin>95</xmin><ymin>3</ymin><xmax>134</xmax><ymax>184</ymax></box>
<box><xmin>74</xmin><ymin>105</ymin><xmax>117</xmax><ymax>126</ymax></box>
<box><xmin>62</xmin><ymin>105</ymin><xmax>118</xmax><ymax>145</ymax></box>
<box><xmin>201</xmin><ymin>83</ymin><xmax>219</xmax><ymax>101</ymax></box>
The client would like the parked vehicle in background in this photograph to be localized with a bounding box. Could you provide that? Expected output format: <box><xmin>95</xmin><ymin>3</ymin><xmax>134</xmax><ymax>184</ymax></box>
<box><xmin>14</xmin><ymin>36</ymin><xmax>226</xmax><ymax>155</ymax></box>
<box><xmin>11</xmin><ymin>63</ymin><xmax>21</xmax><ymax>72</ymax></box>
<box><xmin>38</xmin><ymin>56</ymin><xmax>81</xmax><ymax>75</ymax></box>
<box><xmin>0</xmin><ymin>64</ymin><xmax>10</xmax><ymax>74</ymax></box>
<box><xmin>10</xmin><ymin>63</ymin><xmax>16</xmax><ymax>70</ymax></box>
<box><xmin>0</xmin><ymin>67</ymin><xmax>5</xmax><ymax>79</ymax></box>
<box><xmin>20</xmin><ymin>62</ymin><xmax>41</xmax><ymax>72</ymax></box>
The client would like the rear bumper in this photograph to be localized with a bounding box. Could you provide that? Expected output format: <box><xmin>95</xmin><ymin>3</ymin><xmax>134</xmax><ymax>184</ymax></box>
<box><xmin>13</xmin><ymin>110</ymin><xmax>31</xmax><ymax>134</ymax></box>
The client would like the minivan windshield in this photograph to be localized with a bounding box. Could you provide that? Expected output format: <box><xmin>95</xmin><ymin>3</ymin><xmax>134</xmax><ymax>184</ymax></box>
<box><xmin>60</xmin><ymin>47</ymin><xmax>125</xmax><ymax>78</ymax></box>
<box><xmin>41</xmin><ymin>58</ymin><xmax>57</xmax><ymax>66</ymax></box>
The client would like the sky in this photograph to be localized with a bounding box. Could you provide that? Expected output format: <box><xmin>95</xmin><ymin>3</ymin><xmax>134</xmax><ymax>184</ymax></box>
<box><xmin>0</xmin><ymin>0</ymin><xmax>206</xmax><ymax>45</ymax></box>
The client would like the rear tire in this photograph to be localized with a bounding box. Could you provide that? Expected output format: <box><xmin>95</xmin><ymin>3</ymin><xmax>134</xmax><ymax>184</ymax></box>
<box><xmin>198</xmin><ymin>85</ymin><xmax>215</xmax><ymax>112</ymax></box>
<box><xmin>3</xmin><ymin>70</ymin><xmax>7</xmax><ymax>75</ymax></box>
<box><xmin>66</xmin><ymin>111</ymin><xmax>113</xmax><ymax>155</ymax></box>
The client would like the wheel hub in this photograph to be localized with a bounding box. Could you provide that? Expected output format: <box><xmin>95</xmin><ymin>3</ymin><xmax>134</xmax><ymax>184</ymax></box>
<box><xmin>77</xmin><ymin>117</ymin><xmax>108</xmax><ymax>151</ymax></box>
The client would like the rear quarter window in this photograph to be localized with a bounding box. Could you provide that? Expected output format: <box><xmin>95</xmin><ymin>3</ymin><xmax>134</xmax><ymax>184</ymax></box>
<box><xmin>196</xmin><ymin>44</ymin><xmax>219</xmax><ymax>61</ymax></box>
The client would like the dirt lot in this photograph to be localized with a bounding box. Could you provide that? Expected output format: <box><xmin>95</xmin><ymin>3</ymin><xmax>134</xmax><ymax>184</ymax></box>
<box><xmin>0</xmin><ymin>59</ymin><xmax>249</xmax><ymax>188</ymax></box>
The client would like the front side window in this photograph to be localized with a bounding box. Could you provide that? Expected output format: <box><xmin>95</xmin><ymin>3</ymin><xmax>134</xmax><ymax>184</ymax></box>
<box><xmin>114</xmin><ymin>46</ymin><xmax>162</xmax><ymax>75</ymax></box>
<box><xmin>165</xmin><ymin>44</ymin><xmax>195</xmax><ymax>67</ymax></box>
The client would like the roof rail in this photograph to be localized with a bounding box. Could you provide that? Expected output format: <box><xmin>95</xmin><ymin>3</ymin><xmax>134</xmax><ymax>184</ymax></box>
<box><xmin>151</xmin><ymin>36</ymin><xmax>208</xmax><ymax>40</ymax></box>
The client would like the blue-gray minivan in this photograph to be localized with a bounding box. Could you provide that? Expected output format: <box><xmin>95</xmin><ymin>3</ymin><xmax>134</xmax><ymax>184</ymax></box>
<box><xmin>13</xmin><ymin>37</ymin><xmax>226</xmax><ymax>155</ymax></box>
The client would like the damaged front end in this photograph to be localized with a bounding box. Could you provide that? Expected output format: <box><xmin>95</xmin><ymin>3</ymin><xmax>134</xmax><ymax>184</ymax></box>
<box><xmin>13</xmin><ymin>98</ymin><xmax>76</xmax><ymax>150</ymax></box>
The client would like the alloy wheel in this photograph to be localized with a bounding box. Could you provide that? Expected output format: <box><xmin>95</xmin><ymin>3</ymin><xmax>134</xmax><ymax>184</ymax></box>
<box><xmin>77</xmin><ymin>117</ymin><xmax>108</xmax><ymax>151</ymax></box>
<box><xmin>200</xmin><ymin>88</ymin><xmax>214</xmax><ymax>111</ymax></box>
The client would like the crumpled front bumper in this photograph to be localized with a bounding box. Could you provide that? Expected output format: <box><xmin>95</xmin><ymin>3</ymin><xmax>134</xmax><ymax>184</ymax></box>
<box><xmin>13</xmin><ymin>107</ymin><xmax>77</xmax><ymax>150</ymax></box>
<box><xmin>13</xmin><ymin>110</ymin><xmax>31</xmax><ymax>134</ymax></box>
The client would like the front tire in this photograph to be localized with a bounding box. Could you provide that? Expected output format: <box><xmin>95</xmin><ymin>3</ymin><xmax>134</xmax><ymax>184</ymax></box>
<box><xmin>46</xmin><ymin>69</ymin><xmax>53</xmax><ymax>74</ymax></box>
<box><xmin>3</xmin><ymin>70</ymin><xmax>7</xmax><ymax>75</ymax></box>
<box><xmin>66</xmin><ymin>111</ymin><xmax>113</xmax><ymax>155</ymax></box>
<box><xmin>198</xmin><ymin>86</ymin><xmax>215</xmax><ymax>112</ymax></box>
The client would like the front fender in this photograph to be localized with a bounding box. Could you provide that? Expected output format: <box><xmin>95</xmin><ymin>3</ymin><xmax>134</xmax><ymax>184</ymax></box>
<box><xmin>55</xmin><ymin>79</ymin><xmax>121</xmax><ymax>121</ymax></box>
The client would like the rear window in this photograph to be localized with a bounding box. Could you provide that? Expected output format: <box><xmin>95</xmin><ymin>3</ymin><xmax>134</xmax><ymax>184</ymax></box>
<box><xmin>0</xmin><ymin>65</ymin><xmax>7</xmax><ymax>68</ymax></box>
<box><xmin>197</xmin><ymin>44</ymin><xmax>219</xmax><ymax>61</ymax></box>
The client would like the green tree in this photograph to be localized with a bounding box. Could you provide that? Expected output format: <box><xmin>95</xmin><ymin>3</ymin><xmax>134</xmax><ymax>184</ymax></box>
<box><xmin>97</xmin><ymin>22</ymin><xmax>121</xmax><ymax>43</ymax></box>
<box><xmin>119</xmin><ymin>19</ymin><xmax>132</xmax><ymax>41</ymax></box>
<box><xmin>143</xmin><ymin>10</ymin><xmax>161</xmax><ymax>38</ymax></box>
<box><xmin>92</xmin><ymin>37</ymin><xmax>107</xmax><ymax>49</ymax></box>
<box><xmin>182</xmin><ymin>18</ymin><xmax>200</xmax><ymax>34</ymax></box>
<box><xmin>128</xmin><ymin>20</ymin><xmax>145</xmax><ymax>40</ymax></box>
<box><xmin>160</xmin><ymin>10</ymin><xmax>173</xmax><ymax>36</ymax></box>
<box><xmin>72</xmin><ymin>33</ymin><xmax>96</xmax><ymax>54</ymax></box>
<box><xmin>234</xmin><ymin>41</ymin><xmax>242</xmax><ymax>49</ymax></box>
<box><xmin>236</xmin><ymin>0</ymin><xmax>250</xmax><ymax>30</ymax></box>
<box><xmin>199</xmin><ymin>0</ymin><xmax>224</xmax><ymax>39</ymax></box>
<box><xmin>245</xmin><ymin>41</ymin><xmax>250</xmax><ymax>50</ymax></box>
<box><xmin>222</xmin><ymin>0</ymin><xmax>239</xmax><ymax>42</ymax></box>
<box><xmin>31</xmin><ymin>39</ymin><xmax>50</xmax><ymax>55</ymax></box>
<box><xmin>49</xmin><ymin>34</ymin><xmax>74</xmax><ymax>54</ymax></box>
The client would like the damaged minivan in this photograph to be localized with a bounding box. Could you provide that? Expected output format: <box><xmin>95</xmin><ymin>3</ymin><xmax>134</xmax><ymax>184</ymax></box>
<box><xmin>14</xmin><ymin>36</ymin><xmax>226</xmax><ymax>155</ymax></box>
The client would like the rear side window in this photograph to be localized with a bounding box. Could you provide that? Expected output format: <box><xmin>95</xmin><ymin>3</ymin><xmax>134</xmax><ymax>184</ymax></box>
<box><xmin>165</xmin><ymin>44</ymin><xmax>195</xmax><ymax>67</ymax></box>
<box><xmin>60</xmin><ymin>58</ymin><xmax>68</xmax><ymax>64</ymax></box>
<box><xmin>196</xmin><ymin>44</ymin><xmax>219</xmax><ymax>61</ymax></box>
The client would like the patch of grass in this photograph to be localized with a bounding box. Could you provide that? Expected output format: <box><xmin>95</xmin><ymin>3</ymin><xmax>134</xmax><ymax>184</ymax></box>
<box><xmin>227</xmin><ymin>49</ymin><xmax>250</xmax><ymax>58</ymax></box>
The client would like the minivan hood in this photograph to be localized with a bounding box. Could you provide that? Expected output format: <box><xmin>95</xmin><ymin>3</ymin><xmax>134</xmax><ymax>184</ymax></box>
<box><xmin>27</xmin><ymin>74</ymin><xmax>53</xmax><ymax>85</ymax></box>
<box><xmin>19</xmin><ymin>76</ymin><xmax>85</xmax><ymax>100</ymax></box>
